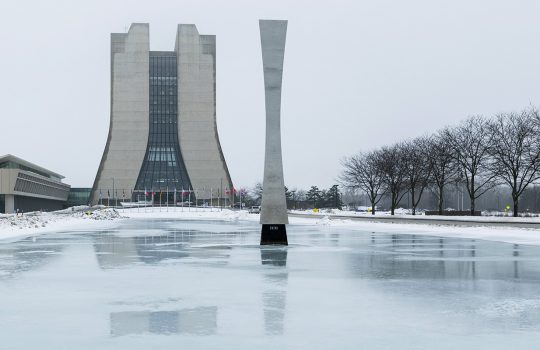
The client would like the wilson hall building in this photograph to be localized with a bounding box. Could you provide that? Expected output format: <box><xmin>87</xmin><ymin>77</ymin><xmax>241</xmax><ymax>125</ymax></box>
<box><xmin>91</xmin><ymin>23</ymin><xmax>234</xmax><ymax>205</ymax></box>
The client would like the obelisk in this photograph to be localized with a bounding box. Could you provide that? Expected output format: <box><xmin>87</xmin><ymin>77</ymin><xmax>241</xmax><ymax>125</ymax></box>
<box><xmin>259</xmin><ymin>19</ymin><xmax>289</xmax><ymax>245</ymax></box>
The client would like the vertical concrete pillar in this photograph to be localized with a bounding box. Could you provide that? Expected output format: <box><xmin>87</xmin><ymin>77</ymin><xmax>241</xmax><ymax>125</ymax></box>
<box><xmin>5</xmin><ymin>194</ymin><xmax>14</xmax><ymax>214</ymax></box>
<box><xmin>90</xmin><ymin>23</ymin><xmax>150</xmax><ymax>205</ymax></box>
<box><xmin>259</xmin><ymin>20</ymin><xmax>289</xmax><ymax>245</ymax></box>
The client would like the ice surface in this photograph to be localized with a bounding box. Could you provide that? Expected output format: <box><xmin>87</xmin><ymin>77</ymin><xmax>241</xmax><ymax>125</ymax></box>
<box><xmin>1</xmin><ymin>219</ymin><xmax>540</xmax><ymax>349</ymax></box>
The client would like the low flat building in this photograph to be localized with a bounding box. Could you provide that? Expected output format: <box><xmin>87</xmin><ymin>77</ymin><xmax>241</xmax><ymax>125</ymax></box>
<box><xmin>0</xmin><ymin>154</ymin><xmax>70</xmax><ymax>213</ymax></box>
<box><xmin>65</xmin><ymin>188</ymin><xmax>92</xmax><ymax>208</ymax></box>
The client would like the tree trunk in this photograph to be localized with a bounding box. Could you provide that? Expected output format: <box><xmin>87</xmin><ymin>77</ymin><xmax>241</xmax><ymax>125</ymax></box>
<box><xmin>371</xmin><ymin>197</ymin><xmax>376</xmax><ymax>215</ymax></box>
<box><xmin>411</xmin><ymin>188</ymin><xmax>416</xmax><ymax>215</ymax></box>
<box><xmin>391</xmin><ymin>192</ymin><xmax>396</xmax><ymax>215</ymax></box>
<box><xmin>470</xmin><ymin>177</ymin><xmax>475</xmax><ymax>216</ymax></box>
<box><xmin>513</xmin><ymin>196</ymin><xmax>519</xmax><ymax>217</ymax></box>
<box><xmin>438</xmin><ymin>186</ymin><xmax>444</xmax><ymax>215</ymax></box>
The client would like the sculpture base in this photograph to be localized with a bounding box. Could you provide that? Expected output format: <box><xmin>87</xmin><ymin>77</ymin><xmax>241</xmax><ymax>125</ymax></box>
<box><xmin>260</xmin><ymin>224</ymin><xmax>288</xmax><ymax>245</ymax></box>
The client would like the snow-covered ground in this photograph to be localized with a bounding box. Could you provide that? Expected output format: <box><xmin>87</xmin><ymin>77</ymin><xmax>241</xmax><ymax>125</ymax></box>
<box><xmin>0</xmin><ymin>206</ymin><xmax>122</xmax><ymax>241</ymax></box>
<box><xmin>2</xmin><ymin>206</ymin><xmax>540</xmax><ymax>247</ymax></box>
<box><xmin>291</xmin><ymin>208</ymin><xmax>540</xmax><ymax>222</ymax></box>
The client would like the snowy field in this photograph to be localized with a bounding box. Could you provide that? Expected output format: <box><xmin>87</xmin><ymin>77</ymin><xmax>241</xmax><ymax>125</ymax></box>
<box><xmin>0</xmin><ymin>217</ymin><xmax>539</xmax><ymax>349</ymax></box>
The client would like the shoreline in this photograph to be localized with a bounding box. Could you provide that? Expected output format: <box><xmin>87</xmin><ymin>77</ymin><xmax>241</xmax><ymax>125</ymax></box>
<box><xmin>1</xmin><ymin>207</ymin><xmax>540</xmax><ymax>247</ymax></box>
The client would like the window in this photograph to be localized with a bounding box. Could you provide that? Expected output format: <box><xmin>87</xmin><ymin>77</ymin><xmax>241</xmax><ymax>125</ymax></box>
<box><xmin>134</xmin><ymin>52</ymin><xmax>193</xmax><ymax>195</ymax></box>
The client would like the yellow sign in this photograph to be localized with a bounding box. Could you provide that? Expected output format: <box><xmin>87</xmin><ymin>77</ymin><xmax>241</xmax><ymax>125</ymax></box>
<box><xmin>313</xmin><ymin>208</ymin><xmax>319</xmax><ymax>213</ymax></box>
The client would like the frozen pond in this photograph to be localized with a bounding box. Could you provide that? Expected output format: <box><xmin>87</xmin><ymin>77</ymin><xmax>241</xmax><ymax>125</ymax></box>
<box><xmin>1</xmin><ymin>219</ymin><xmax>540</xmax><ymax>349</ymax></box>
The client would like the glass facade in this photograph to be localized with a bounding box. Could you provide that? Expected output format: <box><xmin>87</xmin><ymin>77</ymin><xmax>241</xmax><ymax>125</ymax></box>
<box><xmin>134</xmin><ymin>52</ymin><xmax>193</xmax><ymax>197</ymax></box>
<box><xmin>65</xmin><ymin>188</ymin><xmax>92</xmax><ymax>207</ymax></box>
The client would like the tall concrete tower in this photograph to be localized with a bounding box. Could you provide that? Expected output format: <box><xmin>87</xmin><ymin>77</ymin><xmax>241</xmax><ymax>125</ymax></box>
<box><xmin>91</xmin><ymin>23</ymin><xmax>233</xmax><ymax>205</ymax></box>
<box><xmin>259</xmin><ymin>20</ymin><xmax>289</xmax><ymax>245</ymax></box>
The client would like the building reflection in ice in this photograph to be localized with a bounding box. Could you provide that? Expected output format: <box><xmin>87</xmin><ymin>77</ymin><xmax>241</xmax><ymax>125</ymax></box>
<box><xmin>0</xmin><ymin>236</ymin><xmax>66</xmax><ymax>279</ymax></box>
<box><xmin>92</xmin><ymin>229</ymin><xmax>231</xmax><ymax>269</ymax></box>
<box><xmin>110</xmin><ymin>306</ymin><xmax>217</xmax><ymax>336</ymax></box>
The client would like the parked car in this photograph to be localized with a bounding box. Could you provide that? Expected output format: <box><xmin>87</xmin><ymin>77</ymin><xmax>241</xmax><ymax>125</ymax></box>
<box><xmin>249</xmin><ymin>206</ymin><xmax>261</xmax><ymax>214</ymax></box>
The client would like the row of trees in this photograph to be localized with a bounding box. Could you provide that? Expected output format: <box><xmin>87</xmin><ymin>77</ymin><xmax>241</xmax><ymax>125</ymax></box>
<box><xmin>240</xmin><ymin>184</ymin><xmax>343</xmax><ymax>209</ymax></box>
<box><xmin>340</xmin><ymin>108</ymin><xmax>540</xmax><ymax>217</ymax></box>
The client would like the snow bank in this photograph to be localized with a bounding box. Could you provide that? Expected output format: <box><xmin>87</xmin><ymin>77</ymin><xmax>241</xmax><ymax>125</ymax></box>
<box><xmin>291</xmin><ymin>208</ymin><xmax>540</xmax><ymax>223</ymax></box>
<box><xmin>0</xmin><ymin>208</ymin><xmax>123</xmax><ymax>241</ymax></box>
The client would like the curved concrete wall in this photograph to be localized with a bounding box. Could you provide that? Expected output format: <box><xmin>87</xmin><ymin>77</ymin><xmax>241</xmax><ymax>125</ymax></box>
<box><xmin>175</xmin><ymin>25</ymin><xmax>233</xmax><ymax>200</ymax></box>
<box><xmin>91</xmin><ymin>24</ymin><xmax>150</xmax><ymax>204</ymax></box>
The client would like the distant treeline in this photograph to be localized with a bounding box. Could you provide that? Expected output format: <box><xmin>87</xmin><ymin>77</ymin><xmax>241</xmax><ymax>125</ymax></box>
<box><xmin>339</xmin><ymin>107</ymin><xmax>540</xmax><ymax>217</ymax></box>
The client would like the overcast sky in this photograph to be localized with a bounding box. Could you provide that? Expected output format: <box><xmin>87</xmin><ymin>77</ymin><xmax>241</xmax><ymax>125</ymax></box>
<box><xmin>1</xmin><ymin>0</ymin><xmax>540</xmax><ymax>190</ymax></box>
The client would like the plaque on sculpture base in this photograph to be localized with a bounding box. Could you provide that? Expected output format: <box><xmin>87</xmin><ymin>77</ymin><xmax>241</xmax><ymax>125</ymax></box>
<box><xmin>260</xmin><ymin>224</ymin><xmax>288</xmax><ymax>245</ymax></box>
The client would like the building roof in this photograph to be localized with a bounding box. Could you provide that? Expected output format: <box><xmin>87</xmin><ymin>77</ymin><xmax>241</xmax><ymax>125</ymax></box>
<box><xmin>0</xmin><ymin>154</ymin><xmax>65</xmax><ymax>179</ymax></box>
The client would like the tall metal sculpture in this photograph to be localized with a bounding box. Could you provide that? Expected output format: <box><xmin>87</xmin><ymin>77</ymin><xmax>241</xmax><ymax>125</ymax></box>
<box><xmin>259</xmin><ymin>19</ymin><xmax>289</xmax><ymax>245</ymax></box>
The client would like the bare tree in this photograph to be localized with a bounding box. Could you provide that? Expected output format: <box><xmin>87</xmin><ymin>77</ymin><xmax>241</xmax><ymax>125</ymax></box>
<box><xmin>402</xmin><ymin>137</ymin><xmax>431</xmax><ymax>215</ymax></box>
<box><xmin>379</xmin><ymin>144</ymin><xmax>408</xmax><ymax>215</ymax></box>
<box><xmin>427</xmin><ymin>131</ymin><xmax>458</xmax><ymax>214</ymax></box>
<box><xmin>251</xmin><ymin>182</ymin><xmax>263</xmax><ymax>205</ymax></box>
<box><xmin>489</xmin><ymin>109</ymin><xmax>540</xmax><ymax>216</ymax></box>
<box><xmin>340</xmin><ymin>150</ymin><xmax>386</xmax><ymax>215</ymax></box>
<box><xmin>446</xmin><ymin>116</ymin><xmax>498</xmax><ymax>215</ymax></box>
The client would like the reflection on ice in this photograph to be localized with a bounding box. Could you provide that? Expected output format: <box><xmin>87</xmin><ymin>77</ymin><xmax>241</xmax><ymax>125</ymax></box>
<box><xmin>2</xmin><ymin>219</ymin><xmax>540</xmax><ymax>349</ymax></box>
<box><xmin>110</xmin><ymin>307</ymin><xmax>218</xmax><ymax>336</ymax></box>
<box><xmin>0</xmin><ymin>237</ymin><xmax>66</xmax><ymax>279</ymax></box>
<box><xmin>261</xmin><ymin>248</ymin><xmax>288</xmax><ymax>335</ymax></box>
<box><xmin>350</xmin><ymin>234</ymin><xmax>540</xmax><ymax>281</ymax></box>
<box><xmin>93</xmin><ymin>229</ymin><xmax>231</xmax><ymax>269</ymax></box>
